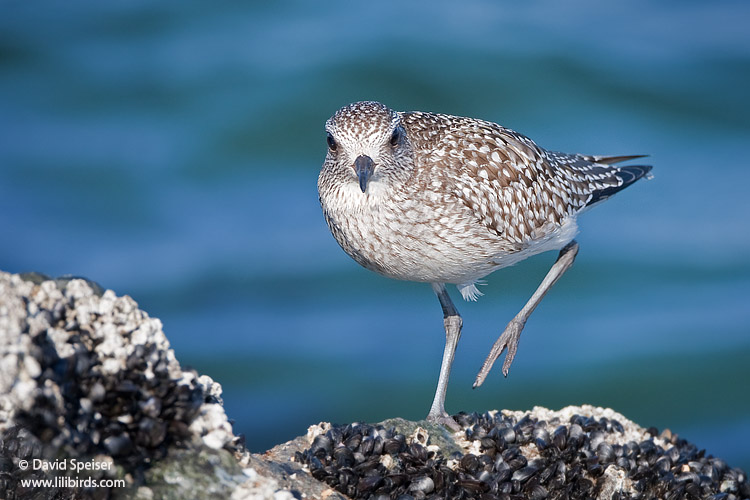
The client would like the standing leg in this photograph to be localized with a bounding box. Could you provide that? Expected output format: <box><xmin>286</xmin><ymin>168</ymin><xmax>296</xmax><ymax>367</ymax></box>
<box><xmin>426</xmin><ymin>283</ymin><xmax>462</xmax><ymax>431</ymax></box>
<box><xmin>474</xmin><ymin>240</ymin><xmax>580</xmax><ymax>388</ymax></box>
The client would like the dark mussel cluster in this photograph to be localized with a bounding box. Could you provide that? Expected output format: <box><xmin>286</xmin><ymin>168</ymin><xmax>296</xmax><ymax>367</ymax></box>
<box><xmin>0</xmin><ymin>277</ymin><xmax>235</xmax><ymax>499</ymax></box>
<box><xmin>297</xmin><ymin>412</ymin><xmax>749</xmax><ymax>500</ymax></box>
<box><xmin>0</xmin><ymin>341</ymin><xmax>210</xmax><ymax>500</ymax></box>
<box><xmin>5</xmin><ymin>333</ymin><xmax>208</xmax><ymax>467</ymax></box>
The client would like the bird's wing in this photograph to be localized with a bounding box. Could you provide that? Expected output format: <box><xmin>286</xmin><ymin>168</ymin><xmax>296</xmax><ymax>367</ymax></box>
<box><xmin>404</xmin><ymin>112</ymin><xmax>650</xmax><ymax>244</ymax></box>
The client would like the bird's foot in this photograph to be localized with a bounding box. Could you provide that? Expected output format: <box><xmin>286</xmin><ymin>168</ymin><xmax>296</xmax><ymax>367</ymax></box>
<box><xmin>473</xmin><ymin>318</ymin><xmax>525</xmax><ymax>388</ymax></box>
<box><xmin>426</xmin><ymin>411</ymin><xmax>462</xmax><ymax>432</ymax></box>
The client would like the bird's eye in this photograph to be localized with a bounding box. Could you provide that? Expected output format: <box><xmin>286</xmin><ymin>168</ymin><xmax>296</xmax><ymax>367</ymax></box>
<box><xmin>390</xmin><ymin>127</ymin><xmax>402</xmax><ymax>147</ymax></box>
<box><xmin>326</xmin><ymin>132</ymin><xmax>337</xmax><ymax>152</ymax></box>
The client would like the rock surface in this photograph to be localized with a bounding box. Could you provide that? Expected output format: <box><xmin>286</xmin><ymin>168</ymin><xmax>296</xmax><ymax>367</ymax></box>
<box><xmin>0</xmin><ymin>271</ymin><xmax>297</xmax><ymax>499</ymax></box>
<box><xmin>1</xmin><ymin>271</ymin><xmax>748</xmax><ymax>500</ymax></box>
<box><xmin>294</xmin><ymin>409</ymin><xmax>750</xmax><ymax>500</ymax></box>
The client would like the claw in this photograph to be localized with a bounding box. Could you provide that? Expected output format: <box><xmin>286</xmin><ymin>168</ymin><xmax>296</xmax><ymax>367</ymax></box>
<box><xmin>426</xmin><ymin>412</ymin><xmax>461</xmax><ymax>432</ymax></box>
<box><xmin>473</xmin><ymin>319</ymin><xmax>524</xmax><ymax>388</ymax></box>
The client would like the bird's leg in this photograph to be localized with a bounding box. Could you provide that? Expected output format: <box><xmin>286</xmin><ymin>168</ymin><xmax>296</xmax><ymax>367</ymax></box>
<box><xmin>426</xmin><ymin>283</ymin><xmax>462</xmax><ymax>431</ymax></box>
<box><xmin>474</xmin><ymin>240</ymin><xmax>580</xmax><ymax>388</ymax></box>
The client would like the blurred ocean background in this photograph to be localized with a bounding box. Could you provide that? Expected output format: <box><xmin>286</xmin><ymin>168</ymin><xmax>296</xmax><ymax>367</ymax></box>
<box><xmin>2</xmin><ymin>0</ymin><xmax>749</xmax><ymax>473</ymax></box>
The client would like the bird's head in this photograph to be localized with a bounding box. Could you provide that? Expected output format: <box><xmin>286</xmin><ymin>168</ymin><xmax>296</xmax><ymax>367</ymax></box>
<box><xmin>322</xmin><ymin>101</ymin><xmax>413</xmax><ymax>194</ymax></box>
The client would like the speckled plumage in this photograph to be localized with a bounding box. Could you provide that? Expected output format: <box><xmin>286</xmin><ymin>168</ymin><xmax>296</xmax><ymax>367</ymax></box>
<box><xmin>318</xmin><ymin>101</ymin><xmax>651</xmax><ymax>427</ymax></box>
<box><xmin>319</xmin><ymin>101</ymin><xmax>649</xmax><ymax>300</ymax></box>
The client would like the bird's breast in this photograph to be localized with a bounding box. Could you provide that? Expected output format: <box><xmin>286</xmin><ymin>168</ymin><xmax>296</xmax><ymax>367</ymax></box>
<box><xmin>319</xmin><ymin>181</ymin><xmax>509</xmax><ymax>284</ymax></box>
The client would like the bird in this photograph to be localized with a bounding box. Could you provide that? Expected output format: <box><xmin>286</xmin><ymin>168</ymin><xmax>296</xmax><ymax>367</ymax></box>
<box><xmin>317</xmin><ymin>101</ymin><xmax>652</xmax><ymax>430</ymax></box>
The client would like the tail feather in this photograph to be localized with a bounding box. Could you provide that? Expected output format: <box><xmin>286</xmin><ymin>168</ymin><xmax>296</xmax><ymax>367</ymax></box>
<box><xmin>585</xmin><ymin>163</ymin><xmax>653</xmax><ymax>208</ymax></box>
<box><xmin>587</xmin><ymin>154</ymin><xmax>649</xmax><ymax>165</ymax></box>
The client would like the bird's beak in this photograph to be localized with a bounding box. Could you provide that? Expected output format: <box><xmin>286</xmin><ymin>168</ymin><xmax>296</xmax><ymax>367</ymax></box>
<box><xmin>354</xmin><ymin>155</ymin><xmax>375</xmax><ymax>193</ymax></box>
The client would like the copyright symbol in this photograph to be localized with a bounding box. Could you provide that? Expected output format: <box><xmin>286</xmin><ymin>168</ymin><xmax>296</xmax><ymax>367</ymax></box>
<box><xmin>18</xmin><ymin>460</ymin><xmax>28</xmax><ymax>470</ymax></box>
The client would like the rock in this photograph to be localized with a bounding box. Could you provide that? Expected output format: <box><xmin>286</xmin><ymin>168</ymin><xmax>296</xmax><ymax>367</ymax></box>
<box><xmin>1</xmin><ymin>270</ymin><xmax>748</xmax><ymax>499</ymax></box>
<box><xmin>0</xmin><ymin>271</ymin><xmax>299</xmax><ymax>499</ymax></box>
<box><xmin>294</xmin><ymin>408</ymin><xmax>750</xmax><ymax>500</ymax></box>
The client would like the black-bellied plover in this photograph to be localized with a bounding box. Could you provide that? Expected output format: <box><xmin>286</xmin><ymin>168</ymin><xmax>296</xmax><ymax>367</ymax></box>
<box><xmin>318</xmin><ymin>101</ymin><xmax>651</xmax><ymax>430</ymax></box>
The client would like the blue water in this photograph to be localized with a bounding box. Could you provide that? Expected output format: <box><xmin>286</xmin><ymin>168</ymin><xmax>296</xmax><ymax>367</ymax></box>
<box><xmin>2</xmin><ymin>0</ymin><xmax>749</xmax><ymax>473</ymax></box>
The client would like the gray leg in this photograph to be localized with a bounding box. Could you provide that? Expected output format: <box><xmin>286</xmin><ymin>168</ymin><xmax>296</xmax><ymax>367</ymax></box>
<box><xmin>426</xmin><ymin>283</ymin><xmax>462</xmax><ymax>431</ymax></box>
<box><xmin>474</xmin><ymin>240</ymin><xmax>580</xmax><ymax>388</ymax></box>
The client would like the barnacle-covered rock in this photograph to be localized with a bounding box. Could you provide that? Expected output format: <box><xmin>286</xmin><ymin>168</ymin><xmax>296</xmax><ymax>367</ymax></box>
<box><xmin>295</xmin><ymin>407</ymin><xmax>750</xmax><ymax>500</ymax></box>
<box><xmin>0</xmin><ymin>271</ymin><xmax>295</xmax><ymax>499</ymax></box>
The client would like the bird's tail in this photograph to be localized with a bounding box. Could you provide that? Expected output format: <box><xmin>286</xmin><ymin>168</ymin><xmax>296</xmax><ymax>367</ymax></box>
<box><xmin>584</xmin><ymin>157</ymin><xmax>653</xmax><ymax>209</ymax></box>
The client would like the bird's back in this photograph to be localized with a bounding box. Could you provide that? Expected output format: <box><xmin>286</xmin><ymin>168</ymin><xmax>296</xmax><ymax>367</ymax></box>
<box><xmin>400</xmin><ymin>111</ymin><xmax>651</xmax><ymax>248</ymax></box>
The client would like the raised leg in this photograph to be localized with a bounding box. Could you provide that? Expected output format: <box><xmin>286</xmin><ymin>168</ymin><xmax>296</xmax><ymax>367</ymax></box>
<box><xmin>474</xmin><ymin>240</ymin><xmax>580</xmax><ymax>388</ymax></box>
<box><xmin>426</xmin><ymin>283</ymin><xmax>462</xmax><ymax>431</ymax></box>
